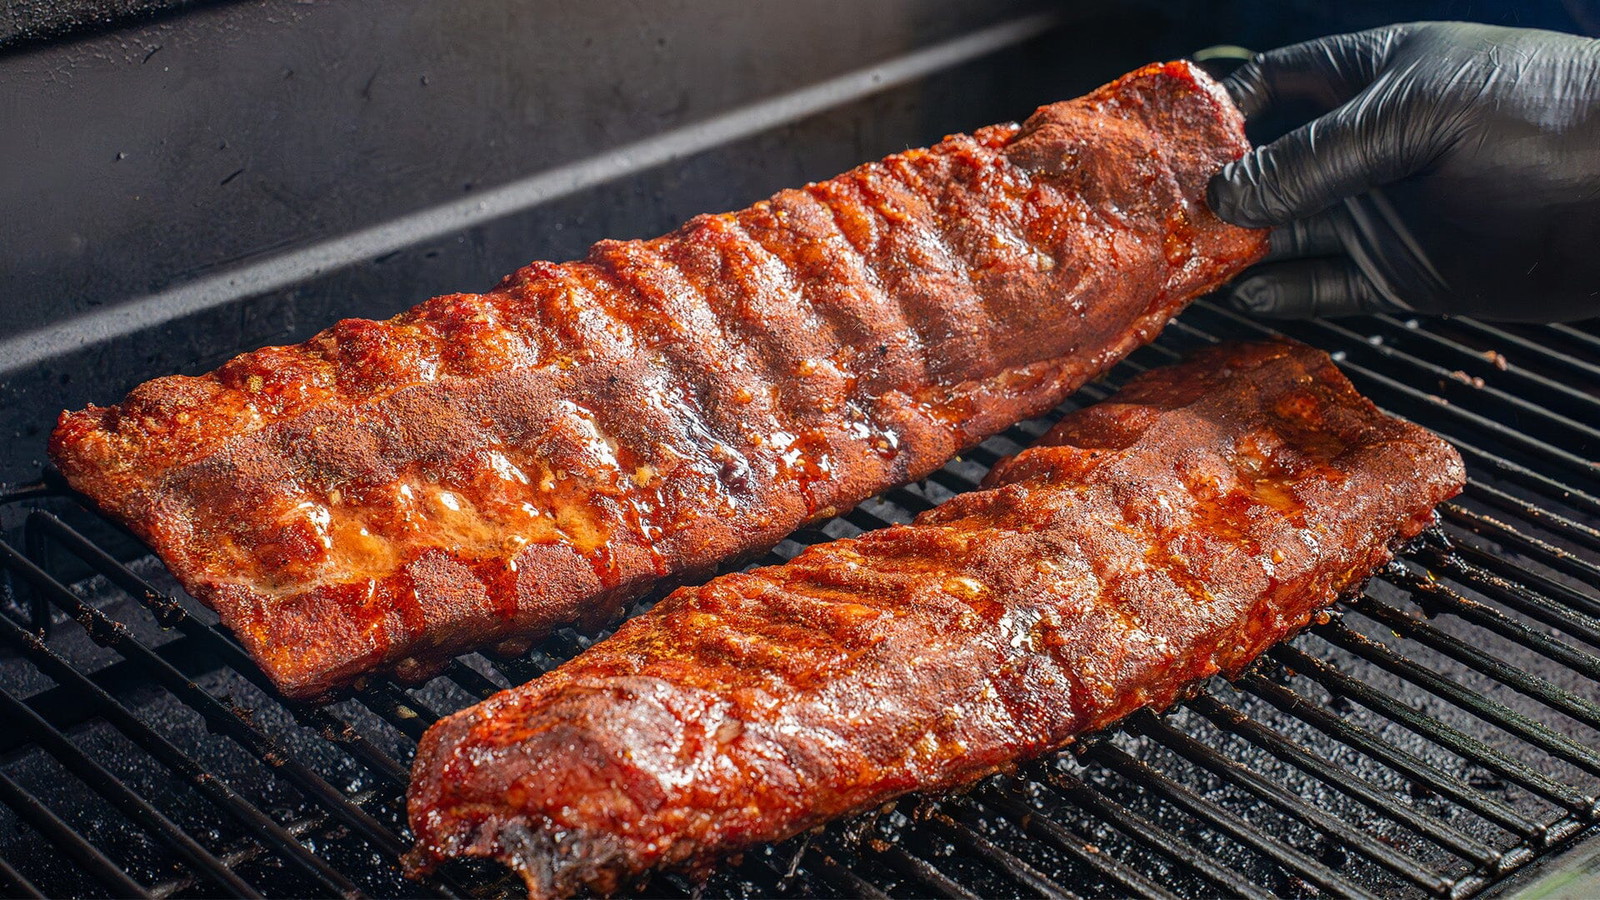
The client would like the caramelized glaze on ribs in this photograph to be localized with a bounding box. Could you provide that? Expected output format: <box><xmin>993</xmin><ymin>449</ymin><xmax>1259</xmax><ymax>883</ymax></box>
<box><xmin>405</xmin><ymin>339</ymin><xmax>1466</xmax><ymax>898</ymax></box>
<box><xmin>49</xmin><ymin>61</ymin><xmax>1265</xmax><ymax>699</ymax></box>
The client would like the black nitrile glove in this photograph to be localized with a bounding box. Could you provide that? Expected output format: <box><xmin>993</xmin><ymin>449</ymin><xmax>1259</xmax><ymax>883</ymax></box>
<box><xmin>1206</xmin><ymin>21</ymin><xmax>1600</xmax><ymax>322</ymax></box>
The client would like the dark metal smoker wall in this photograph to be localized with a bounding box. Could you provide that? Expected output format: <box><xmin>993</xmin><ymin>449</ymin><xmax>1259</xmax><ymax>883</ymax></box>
<box><xmin>0</xmin><ymin>0</ymin><xmax>1066</xmax><ymax>486</ymax></box>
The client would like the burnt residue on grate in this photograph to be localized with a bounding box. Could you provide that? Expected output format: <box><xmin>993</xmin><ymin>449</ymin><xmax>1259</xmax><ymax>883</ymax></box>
<box><xmin>2</xmin><ymin>305</ymin><xmax>1599</xmax><ymax>899</ymax></box>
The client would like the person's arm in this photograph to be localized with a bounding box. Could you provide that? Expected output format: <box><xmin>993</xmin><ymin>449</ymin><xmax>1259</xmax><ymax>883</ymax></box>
<box><xmin>1206</xmin><ymin>21</ymin><xmax>1600</xmax><ymax>322</ymax></box>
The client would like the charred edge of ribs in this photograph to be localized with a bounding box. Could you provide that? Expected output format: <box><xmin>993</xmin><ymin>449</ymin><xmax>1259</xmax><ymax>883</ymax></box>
<box><xmin>49</xmin><ymin>60</ymin><xmax>1266</xmax><ymax>700</ymax></box>
<box><xmin>403</xmin><ymin>339</ymin><xmax>1467</xmax><ymax>898</ymax></box>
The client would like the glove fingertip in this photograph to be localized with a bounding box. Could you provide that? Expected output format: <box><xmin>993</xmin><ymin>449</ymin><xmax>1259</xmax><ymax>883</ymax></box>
<box><xmin>1205</xmin><ymin>174</ymin><xmax>1231</xmax><ymax>219</ymax></box>
<box><xmin>1232</xmin><ymin>258</ymin><xmax>1398</xmax><ymax>321</ymax></box>
<box><xmin>1221</xmin><ymin>63</ymin><xmax>1269</xmax><ymax>119</ymax></box>
<box><xmin>1226</xmin><ymin>274</ymin><xmax>1294</xmax><ymax>319</ymax></box>
<box><xmin>1207</xmin><ymin>159</ymin><xmax>1277</xmax><ymax>230</ymax></box>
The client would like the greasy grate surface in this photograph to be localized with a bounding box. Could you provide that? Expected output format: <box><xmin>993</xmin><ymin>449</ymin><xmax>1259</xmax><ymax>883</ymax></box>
<box><xmin>2</xmin><ymin>302</ymin><xmax>1599</xmax><ymax>899</ymax></box>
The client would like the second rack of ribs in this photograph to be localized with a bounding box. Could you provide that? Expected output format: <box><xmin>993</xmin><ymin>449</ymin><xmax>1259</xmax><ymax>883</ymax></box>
<box><xmin>406</xmin><ymin>339</ymin><xmax>1466</xmax><ymax>898</ymax></box>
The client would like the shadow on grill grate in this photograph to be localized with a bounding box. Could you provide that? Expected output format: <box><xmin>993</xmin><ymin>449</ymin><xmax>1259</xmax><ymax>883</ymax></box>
<box><xmin>2</xmin><ymin>304</ymin><xmax>1598</xmax><ymax>899</ymax></box>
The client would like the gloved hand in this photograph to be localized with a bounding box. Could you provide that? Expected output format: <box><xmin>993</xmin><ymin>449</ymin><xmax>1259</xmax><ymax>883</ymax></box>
<box><xmin>1206</xmin><ymin>21</ymin><xmax>1600</xmax><ymax>322</ymax></box>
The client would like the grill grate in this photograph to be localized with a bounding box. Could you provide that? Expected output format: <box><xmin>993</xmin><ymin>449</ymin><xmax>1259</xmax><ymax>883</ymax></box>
<box><xmin>2</xmin><ymin>304</ymin><xmax>1599</xmax><ymax>899</ymax></box>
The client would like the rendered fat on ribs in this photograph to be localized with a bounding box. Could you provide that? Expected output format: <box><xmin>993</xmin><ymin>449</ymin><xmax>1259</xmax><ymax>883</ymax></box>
<box><xmin>49</xmin><ymin>61</ymin><xmax>1265</xmax><ymax>700</ymax></box>
<box><xmin>406</xmin><ymin>339</ymin><xmax>1466</xmax><ymax>898</ymax></box>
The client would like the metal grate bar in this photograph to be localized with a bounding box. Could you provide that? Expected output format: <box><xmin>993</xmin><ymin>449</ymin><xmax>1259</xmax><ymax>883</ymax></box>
<box><xmin>1127</xmin><ymin>712</ymin><xmax>1452</xmax><ymax>895</ymax></box>
<box><xmin>1348</xmin><ymin>590</ymin><xmax>1600</xmax><ymax>732</ymax></box>
<box><xmin>1271</xmin><ymin>643</ymin><xmax>1593</xmax><ymax>815</ymax></box>
<box><xmin>26</xmin><ymin>505</ymin><xmax>461</xmax><ymax>765</ymax></box>
<box><xmin>806</xmin><ymin>851</ymin><xmax>892</xmax><ymax>900</ymax></box>
<box><xmin>0</xmin><ymin>853</ymin><xmax>44</xmax><ymax>900</ymax></box>
<box><xmin>440</xmin><ymin>659</ymin><xmax>505</xmax><ymax>701</ymax></box>
<box><xmin>861</xmin><ymin>838</ymin><xmax>981</xmax><ymax>900</ymax></box>
<box><xmin>1368</xmin><ymin>314</ymin><xmax>1600</xmax><ymax>421</ymax></box>
<box><xmin>1237</xmin><ymin>673</ymin><xmax>1541</xmax><ymax>840</ymax></box>
<box><xmin>1186</xmin><ymin>695</ymin><xmax>1504</xmax><ymax>870</ymax></box>
<box><xmin>1399</xmin><ymin>553</ymin><xmax>1600</xmax><ymax>684</ymax></box>
<box><xmin>1314</xmin><ymin>621</ymin><xmax>1600</xmax><ymax>782</ymax></box>
<box><xmin>0</xmin><ymin>482</ymin><xmax>50</xmax><ymax>505</ymax></box>
<box><xmin>1461</xmin><ymin>481</ymin><xmax>1600</xmax><ymax>557</ymax></box>
<box><xmin>0</xmin><ymin>767</ymin><xmax>150</xmax><ymax>898</ymax></box>
<box><xmin>958</xmin><ymin>444</ymin><xmax>1017</xmax><ymax>472</ymax></box>
<box><xmin>1433</xmin><ymin>544</ymin><xmax>1600</xmax><ymax>656</ymax></box>
<box><xmin>652</xmin><ymin>872</ymin><xmax>697</xmax><ymax>897</ymax></box>
<box><xmin>1444</xmin><ymin>320</ymin><xmax>1600</xmax><ymax>384</ymax></box>
<box><xmin>360</xmin><ymin>682</ymin><xmax>442</xmax><ymax>739</ymax></box>
<box><xmin>0</xmin><ymin>684</ymin><xmax>263</xmax><ymax>898</ymax></box>
<box><xmin>1423</xmin><ymin>540</ymin><xmax>1600</xmax><ymax>643</ymax></box>
<box><xmin>0</xmin><ymin>609</ymin><xmax>365</xmax><ymax>898</ymax></box>
<box><xmin>23</xmin><ymin>511</ymin><xmax>183</xmax><ymax>631</ymax></box>
<box><xmin>1548</xmin><ymin>322</ymin><xmax>1600</xmax><ymax>357</ymax></box>
<box><xmin>725</xmin><ymin>851</ymin><xmax>815</xmax><ymax>900</ymax></box>
<box><xmin>0</xmin><ymin>538</ymin><xmax>418</xmax><ymax>866</ymax></box>
<box><xmin>1035</xmin><ymin>767</ymin><xmax>1276</xmax><ymax>900</ymax></box>
<box><xmin>881</xmin><ymin>484</ymin><xmax>942</xmax><ymax>515</ymax></box>
<box><xmin>924</xmin><ymin>469</ymin><xmax>986</xmax><ymax>501</ymax></box>
<box><xmin>739</xmin><ymin>839</ymin><xmax>838</xmax><ymax>896</ymax></box>
<box><xmin>1441</xmin><ymin>504</ymin><xmax>1600</xmax><ymax>595</ymax></box>
<box><xmin>1297</xmin><ymin>317</ymin><xmax>1600</xmax><ymax>451</ymax></box>
<box><xmin>24</xmin><ymin>511</ymin><xmax>418</xmax><ymax>789</ymax></box>
<box><xmin>843</xmin><ymin>504</ymin><xmax>905</xmax><ymax>531</ymax></box>
<box><xmin>481</xmin><ymin>643</ymin><xmax>561</xmax><ymax>688</ymax></box>
<box><xmin>926</xmin><ymin>810</ymin><xmax>1078</xmax><ymax>899</ymax></box>
<box><xmin>1084</xmin><ymin>741</ymin><xmax>1382</xmax><ymax>900</ymax></box>
<box><xmin>974</xmin><ymin>785</ymin><xmax>1183</xmax><ymax>900</ymax></box>
<box><xmin>21</xmin><ymin>515</ymin><xmax>51</xmax><ymax>634</ymax></box>
<box><xmin>1419</xmin><ymin>537</ymin><xmax>1600</xmax><ymax>654</ymax></box>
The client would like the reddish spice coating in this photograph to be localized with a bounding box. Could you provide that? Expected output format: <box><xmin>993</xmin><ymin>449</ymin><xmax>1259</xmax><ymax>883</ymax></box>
<box><xmin>405</xmin><ymin>339</ymin><xmax>1466</xmax><ymax>898</ymax></box>
<box><xmin>48</xmin><ymin>61</ymin><xmax>1265</xmax><ymax>700</ymax></box>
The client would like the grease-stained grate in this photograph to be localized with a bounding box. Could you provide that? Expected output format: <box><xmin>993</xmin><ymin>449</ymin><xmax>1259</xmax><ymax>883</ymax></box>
<box><xmin>2</xmin><ymin>302</ymin><xmax>1599</xmax><ymax>899</ymax></box>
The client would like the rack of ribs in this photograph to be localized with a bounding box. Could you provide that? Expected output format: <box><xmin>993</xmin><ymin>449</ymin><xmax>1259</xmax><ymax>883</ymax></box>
<box><xmin>405</xmin><ymin>339</ymin><xmax>1466</xmax><ymax>899</ymax></box>
<box><xmin>49</xmin><ymin>61</ymin><xmax>1266</xmax><ymax>700</ymax></box>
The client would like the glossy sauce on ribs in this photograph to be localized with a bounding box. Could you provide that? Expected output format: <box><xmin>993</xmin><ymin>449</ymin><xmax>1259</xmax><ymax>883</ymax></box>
<box><xmin>406</xmin><ymin>339</ymin><xmax>1466</xmax><ymax>898</ymax></box>
<box><xmin>50</xmin><ymin>61</ymin><xmax>1264</xmax><ymax>699</ymax></box>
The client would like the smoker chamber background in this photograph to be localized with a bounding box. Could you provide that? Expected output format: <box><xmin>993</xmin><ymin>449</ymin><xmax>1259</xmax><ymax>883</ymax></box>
<box><xmin>3</xmin><ymin>1</ymin><xmax>1600</xmax><ymax>898</ymax></box>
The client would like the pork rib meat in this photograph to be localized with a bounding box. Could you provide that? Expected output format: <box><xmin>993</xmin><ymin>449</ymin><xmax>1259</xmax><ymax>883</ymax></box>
<box><xmin>50</xmin><ymin>61</ymin><xmax>1264</xmax><ymax>699</ymax></box>
<box><xmin>406</xmin><ymin>339</ymin><xmax>1466</xmax><ymax>898</ymax></box>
